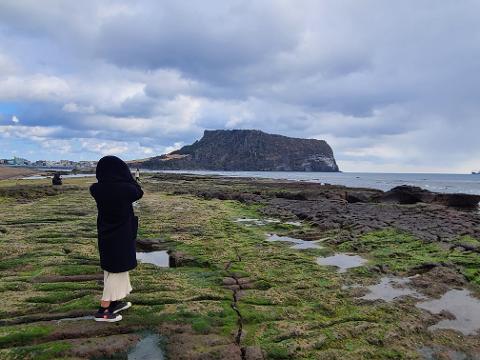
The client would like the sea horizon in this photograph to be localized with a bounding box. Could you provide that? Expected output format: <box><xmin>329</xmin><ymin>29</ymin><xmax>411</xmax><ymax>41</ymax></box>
<box><xmin>23</xmin><ymin>168</ymin><xmax>476</xmax><ymax>195</ymax></box>
<box><xmin>150</xmin><ymin>170</ymin><xmax>480</xmax><ymax>195</ymax></box>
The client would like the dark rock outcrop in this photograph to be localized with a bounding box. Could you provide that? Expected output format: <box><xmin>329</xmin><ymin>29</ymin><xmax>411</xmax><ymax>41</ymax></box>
<box><xmin>136</xmin><ymin>237</ymin><xmax>171</xmax><ymax>251</ymax></box>
<box><xmin>345</xmin><ymin>191</ymin><xmax>373</xmax><ymax>203</ymax></box>
<box><xmin>376</xmin><ymin>185</ymin><xmax>435</xmax><ymax>204</ymax></box>
<box><xmin>264</xmin><ymin>196</ymin><xmax>480</xmax><ymax>242</ymax></box>
<box><xmin>137</xmin><ymin>129</ymin><xmax>339</xmax><ymax>172</ymax></box>
<box><xmin>433</xmin><ymin>193</ymin><xmax>480</xmax><ymax>208</ymax></box>
<box><xmin>375</xmin><ymin>185</ymin><xmax>480</xmax><ymax>208</ymax></box>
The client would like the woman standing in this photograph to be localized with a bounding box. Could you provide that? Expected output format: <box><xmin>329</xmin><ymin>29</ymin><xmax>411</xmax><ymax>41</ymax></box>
<box><xmin>90</xmin><ymin>156</ymin><xmax>143</xmax><ymax>322</ymax></box>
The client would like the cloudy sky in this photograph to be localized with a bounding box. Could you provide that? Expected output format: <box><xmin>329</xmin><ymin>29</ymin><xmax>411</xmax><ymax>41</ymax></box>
<box><xmin>0</xmin><ymin>1</ymin><xmax>479</xmax><ymax>172</ymax></box>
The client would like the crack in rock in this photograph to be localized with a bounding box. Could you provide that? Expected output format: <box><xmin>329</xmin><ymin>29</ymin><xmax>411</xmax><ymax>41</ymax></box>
<box><xmin>223</xmin><ymin>263</ymin><xmax>248</xmax><ymax>360</ymax></box>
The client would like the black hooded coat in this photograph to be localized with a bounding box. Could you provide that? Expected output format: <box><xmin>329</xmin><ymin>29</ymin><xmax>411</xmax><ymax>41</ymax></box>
<box><xmin>90</xmin><ymin>156</ymin><xmax>143</xmax><ymax>273</ymax></box>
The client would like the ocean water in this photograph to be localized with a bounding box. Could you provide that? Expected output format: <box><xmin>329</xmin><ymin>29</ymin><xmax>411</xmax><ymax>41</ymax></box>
<box><xmin>21</xmin><ymin>173</ymin><xmax>95</xmax><ymax>180</ymax></box>
<box><xmin>20</xmin><ymin>169</ymin><xmax>480</xmax><ymax>195</ymax></box>
<box><xmin>146</xmin><ymin>170</ymin><xmax>480</xmax><ymax>195</ymax></box>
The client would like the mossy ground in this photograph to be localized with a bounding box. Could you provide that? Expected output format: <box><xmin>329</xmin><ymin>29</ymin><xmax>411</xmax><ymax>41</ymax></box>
<box><xmin>0</xmin><ymin>176</ymin><xmax>479</xmax><ymax>359</ymax></box>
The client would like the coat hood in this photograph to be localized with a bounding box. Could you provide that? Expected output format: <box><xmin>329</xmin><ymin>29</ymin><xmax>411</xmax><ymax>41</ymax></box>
<box><xmin>96</xmin><ymin>155</ymin><xmax>134</xmax><ymax>183</ymax></box>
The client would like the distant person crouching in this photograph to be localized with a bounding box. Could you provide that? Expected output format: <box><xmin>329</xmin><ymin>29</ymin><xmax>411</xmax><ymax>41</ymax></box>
<box><xmin>52</xmin><ymin>173</ymin><xmax>62</xmax><ymax>186</ymax></box>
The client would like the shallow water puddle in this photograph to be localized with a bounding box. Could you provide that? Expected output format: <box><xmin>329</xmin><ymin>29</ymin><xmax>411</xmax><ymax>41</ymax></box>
<box><xmin>359</xmin><ymin>277</ymin><xmax>424</xmax><ymax>301</ymax></box>
<box><xmin>316</xmin><ymin>253</ymin><xmax>367</xmax><ymax>273</ymax></box>
<box><xmin>266</xmin><ymin>233</ymin><xmax>321</xmax><ymax>250</ymax></box>
<box><xmin>291</xmin><ymin>242</ymin><xmax>322</xmax><ymax>250</ymax></box>
<box><xmin>235</xmin><ymin>217</ymin><xmax>304</xmax><ymax>227</ymax></box>
<box><xmin>284</xmin><ymin>221</ymin><xmax>302</xmax><ymax>226</ymax></box>
<box><xmin>21</xmin><ymin>174</ymin><xmax>96</xmax><ymax>180</ymax></box>
<box><xmin>416</xmin><ymin>289</ymin><xmax>480</xmax><ymax>335</ymax></box>
<box><xmin>234</xmin><ymin>217</ymin><xmax>281</xmax><ymax>226</ymax></box>
<box><xmin>136</xmin><ymin>251</ymin><xmax>170</xmax><ymax>267</ymax></box>
<box><xmin>418</xmin><ymin>345</ymin><xmax>474</xmax><ymax>360</ymax></box>
<box><xmin>21</xmin><ymin>175</ymin><xmax>47</xmax><ymax>180</ymax></box>
<box><xmin>128</xmin><ymin>333</ymin><xmax>165</xmax><ymax>360</ymax></box>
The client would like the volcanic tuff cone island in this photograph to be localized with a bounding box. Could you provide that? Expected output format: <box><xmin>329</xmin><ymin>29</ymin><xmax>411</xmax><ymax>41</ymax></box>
<box><xmin>133</xmin><ymin>129</ymin><xmax>339</xmax><ymax>172</ymax></box>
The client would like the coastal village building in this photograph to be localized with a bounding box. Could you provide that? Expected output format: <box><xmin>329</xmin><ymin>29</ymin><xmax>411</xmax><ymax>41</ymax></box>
<box><xmin>34</xmin><ymin>160</ymin><xmax>47</xmax><ymax>167</ymax></box>
<box><xmin>1</xmin><ymin>158</ymin><xmax>97</xmax><ymax>168</ymax></box>
<box><xmin>12</xmin><ymin>157</ymin><xmax>31</xmax><ymax>166</ymax></box>
<box><xmin>0</xmin><ymin>157</ymin><xmax>32</xmax><ymax>166</ymax></box>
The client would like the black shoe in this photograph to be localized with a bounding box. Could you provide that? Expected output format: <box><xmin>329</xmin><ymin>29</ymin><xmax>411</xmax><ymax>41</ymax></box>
<box><xmin>94</xmin><ymin>307</ymin><xmax>122</xmax><ymax>322</ymax></box>
<box><xmin>109</xmin><ymin>301</ymin><xmax>132</xmax><ymax>314</ymax></box>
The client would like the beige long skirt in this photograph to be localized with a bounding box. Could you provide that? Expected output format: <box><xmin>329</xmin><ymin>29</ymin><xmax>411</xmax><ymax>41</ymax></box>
<box><xmin>101</xmin><ymin>271</ymin><xmax>132</xmax><ymax>301</ymax></box>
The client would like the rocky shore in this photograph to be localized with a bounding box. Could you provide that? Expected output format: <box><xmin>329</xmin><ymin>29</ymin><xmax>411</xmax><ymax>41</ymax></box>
<box><xmin>0</xmin><ymin>166</ymin><xmax>37</xmax><ymax>180</ymax></box>
<box><xmin>0</xmin><ymin>174</ymin><xmax>479</xmax><ymax>359</ymax></box>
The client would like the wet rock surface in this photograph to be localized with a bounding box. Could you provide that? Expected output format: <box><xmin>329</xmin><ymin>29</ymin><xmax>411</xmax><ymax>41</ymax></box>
<box><xmin>375</xmin><ymin>185</ymin><xmax>436</xmax><ymax>204</ymax></box>
<box><xmin>128</xmin><ymin>332</ymin><xmax>165</xmax><ymax>359</ymax></box>
<box><xmin>418</xmin><ymin>345</ymin><xmax>480</xmax><ymax>360</ymax></box>
<box><xmin>168</xmin><ymin>250</ymin><xmax>205</xmax><ymax>268</ymax></box>
<box><xmin>370</xmin><ymin>185</ymin><xmax>480</xmax><ymax>209</ymax></box>
<box><xmin>409</xmin><ymin>266</ymin><xmax>467</xmax><ymax>298</ymax></box>
<box><xmin>136</xmin><ymin>237</ymin><xmax>172</xmax><ymax>251</ymax></box>
<box><xmin>264</xmin><ymin>197</ymin><xmax>480</xmax><ymax>242</ymax></box>
<box><xmin>69</xmin><ymin>333</ymin><xmax>141</xmax><ymax>359</ymax></box>
<box><xmin>148</xmin><ymin>174</ymin><xmax>480</xmax><ymax>243</ymax></box>
<box><xmin>159</xmin><ymin>324</ymin><xmax>242</xmax><ymax>360</ymax></box>
<box><xmin>31</xmin><ymin>274</ymin><xmax>104</xmax><ymax>283</ymax></box>
<box><xmin>179</xmin><ymin>179</ymin><xmax>480</xmax><ymax>244</ymax></box>
<box><xmin>243</xmin><ymin>346</ymin><xmax>266</xmax><ymax>360</ymax></box>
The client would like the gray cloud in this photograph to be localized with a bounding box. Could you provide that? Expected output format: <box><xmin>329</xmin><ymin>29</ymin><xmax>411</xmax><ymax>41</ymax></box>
<box><xmin>0</xmin><ymin>0</ymin><xmax>479</xmax><ymax>171</ymax></box>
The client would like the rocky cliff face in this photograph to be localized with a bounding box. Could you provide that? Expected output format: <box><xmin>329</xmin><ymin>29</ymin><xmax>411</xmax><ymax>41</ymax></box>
<box><xmin>139</xmin><ymin>129</ymin><xmax>339</xmax><ymax>172</ymax></box>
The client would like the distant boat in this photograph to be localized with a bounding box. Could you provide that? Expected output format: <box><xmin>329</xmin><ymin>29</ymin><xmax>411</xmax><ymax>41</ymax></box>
<box><xmin>472</xmin><ymin>170</ymin><xmax>480</xmax><ymax>175</ymax></box>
